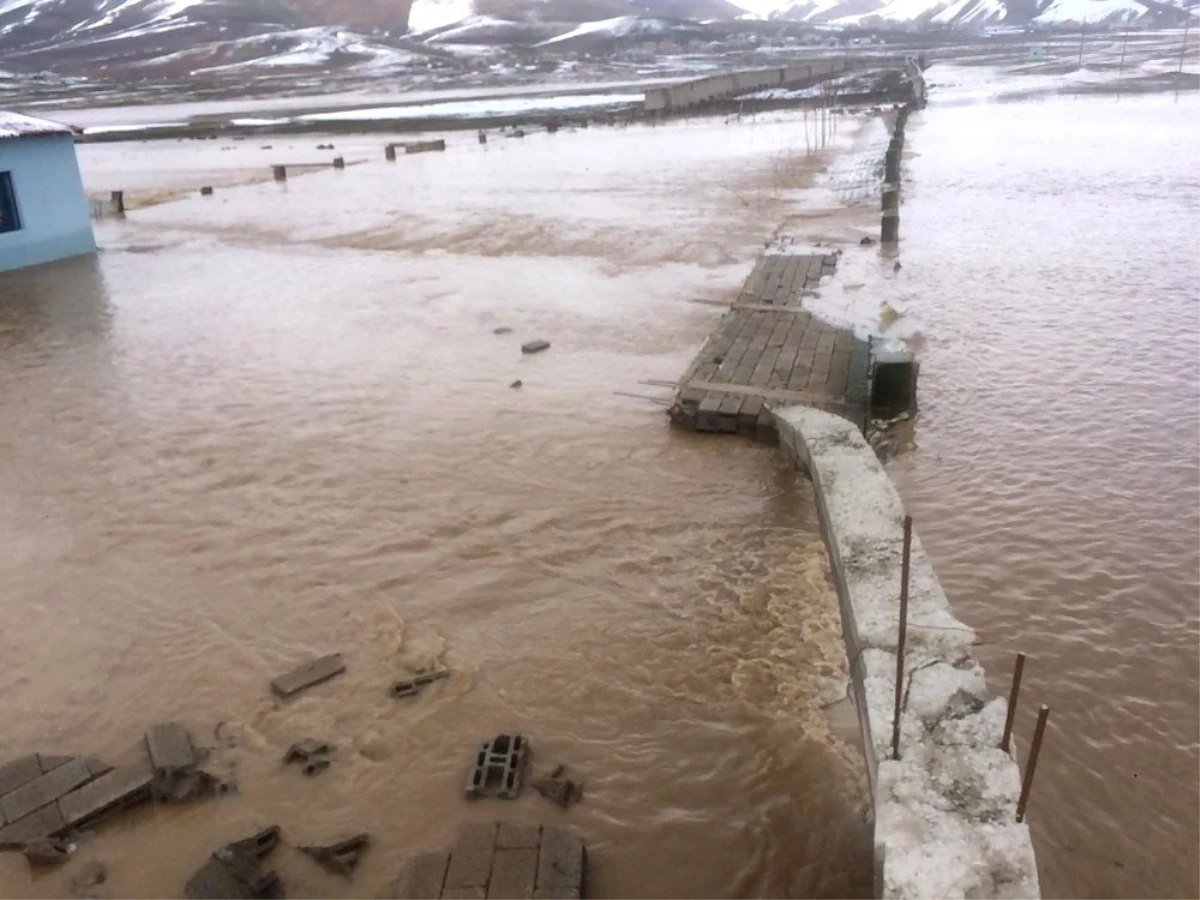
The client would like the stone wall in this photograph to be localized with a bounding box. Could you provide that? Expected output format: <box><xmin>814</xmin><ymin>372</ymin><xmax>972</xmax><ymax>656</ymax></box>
<box><xmin>773</xmin><ymin>406</ymin><xmax>1040</xmax><ymax>900</ymax></box>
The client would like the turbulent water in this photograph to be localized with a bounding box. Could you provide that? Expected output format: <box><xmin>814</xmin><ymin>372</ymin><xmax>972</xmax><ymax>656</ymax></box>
<box><xmin>887</xmin><ymin>68</ymin><xmax>1199</xmax><ymax>899</ymax></box>
<box><xmin>0</xmin><ymin>114</ymin><xmax>872</xmax><ymax>898</ymax></box>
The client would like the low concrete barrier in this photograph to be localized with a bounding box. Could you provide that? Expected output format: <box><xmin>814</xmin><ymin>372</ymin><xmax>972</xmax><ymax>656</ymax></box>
<box><xmin>774</xmin><ymin>406</ymin><xmax>1040</xmax><ymax>900</ymax></box>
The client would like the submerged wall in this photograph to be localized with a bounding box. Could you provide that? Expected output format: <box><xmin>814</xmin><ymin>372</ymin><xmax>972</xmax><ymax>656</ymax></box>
<box><xmin>774</xmin><ymin>407</ymin><xmax>1040</xmax><ymax>900</ymax></box>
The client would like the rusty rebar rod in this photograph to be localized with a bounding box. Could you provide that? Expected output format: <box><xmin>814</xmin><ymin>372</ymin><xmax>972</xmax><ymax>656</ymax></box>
<box><xmin>891</xmin><ymin>514</ymin><xmax>913</xmax><ymax>761</ymax></box>
<box><xmin>1000</xmin><ymin>652</ymin><xmax>1026</xmax><ymax>753</ymax></box>
<box><xmin>1016</xmin><ymin>704</ymin><xmax>1050</xmax><ymax>823</ymax></box>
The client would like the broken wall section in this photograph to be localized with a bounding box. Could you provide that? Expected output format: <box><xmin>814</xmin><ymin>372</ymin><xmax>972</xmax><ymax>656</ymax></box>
<box><xmin>774</xmin><ymin>406</ymin><xmax>1040</xmax><ymax>900</ymax></box>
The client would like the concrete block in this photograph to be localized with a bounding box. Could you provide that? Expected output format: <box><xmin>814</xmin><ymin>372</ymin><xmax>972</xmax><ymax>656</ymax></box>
<box><xmin>270</xmin><ymin>653</ymin><xmax>345</xmax><ymax>698</ymax></box>
<box><xmin>381</xmin><ymin>851</ymin><xmax>449</xmax><ymax>899</ymax></box>
<box><xmin>535</xmin><ymin>828</ymin><xmax>583</xmax><ymax>895</ymax></box>
<box><xmin>496</xmin><ymin>824</ymin><xmax>540</xmax><ymax>849</ymax></box>
<box><xmin>0</xmin><ymin>754</ymin><xmax>44</xmax><ymax>798</ymax></box>
<box><xmin>444</xmin><ymin>822</ymin><xmax>497</xmax><ymax>890</ymax></box>
<box><xmin>58</xmin><ymin>758</ymin><xmax>154</xmax><ymax>829</ymax></box>
<box><xmin>146</xmin><ymin>723</ymin><xmax>196</xmax><ymax>777</ymax></box>
<box><xmin>38</xmin><ymin>755</ymin><xmax>75</xmax><ymax>773</ymax></box>
<box><xmin>487</xmin><ymin>848</ymin><xmax>538</xmax><ymax>899</ymax></box>
<box><xmin>0</xmin><ymin>803</ymin><xmax>66</xmax><ymax>848</ymax></box>
<box><xmin>1</xmin><ymin>758</ymin><xmax>91</xmax><ymax>823</ymax></box>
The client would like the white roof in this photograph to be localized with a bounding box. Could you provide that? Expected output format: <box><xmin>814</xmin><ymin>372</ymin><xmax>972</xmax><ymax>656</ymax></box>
<box><xmin>0</xmin><ymin>110</ymin><xmax>76</xmax><ymax>140</ymax></box>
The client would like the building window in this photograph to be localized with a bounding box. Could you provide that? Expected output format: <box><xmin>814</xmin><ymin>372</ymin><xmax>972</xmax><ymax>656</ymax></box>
<box><xmin>0</xmin><ymin>172</ymin><xmax>21</xmax><ymax>234</ymax></box>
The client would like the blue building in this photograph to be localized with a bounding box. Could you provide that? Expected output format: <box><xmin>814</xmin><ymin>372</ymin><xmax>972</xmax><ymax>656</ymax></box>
<box><xmin>0</xmin><ymin>111</ymin><xmax>95</xmax><ymax>273</ymax></box>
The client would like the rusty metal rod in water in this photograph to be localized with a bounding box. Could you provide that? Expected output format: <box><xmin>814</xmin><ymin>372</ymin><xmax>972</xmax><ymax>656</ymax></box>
<box><xmin>1000</xmin><ymin>652</ymin><xmax>1026</xmax><ymax>753</ymax></box>
<box><xmin>1016</xmin><ymin>704</ymin><xmax>1050</xmax><ymax>823</ymax></box>
<box><xmin>891</xmin><ymin>514</ymin><xmax>913</xmax><ymax>761</ymax></box>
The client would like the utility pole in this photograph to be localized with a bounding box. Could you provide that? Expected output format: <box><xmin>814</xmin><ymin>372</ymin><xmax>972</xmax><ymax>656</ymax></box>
<box><xmin>1077</xmin><ymin>25</ymin><xmax>1086</xmax><ymax>71</ymax></box>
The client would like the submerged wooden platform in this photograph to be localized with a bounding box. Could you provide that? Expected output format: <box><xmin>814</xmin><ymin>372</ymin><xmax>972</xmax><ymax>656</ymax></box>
<box><xmin>670</xmin><ymin>252</ymin><xmax>870</xmax><ymax>442</ymax></box>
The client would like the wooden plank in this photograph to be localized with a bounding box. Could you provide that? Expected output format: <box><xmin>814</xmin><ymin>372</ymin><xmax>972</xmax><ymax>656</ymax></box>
<box><xmin>535</xmin><ymin>828</ymin><xmax>583</xmax><ymax>897</ymax></box>
<box><xmin>58</xmin><ymin>758</ymin><xmax>153</xmax><ymax>829</ymax></box>
<box><xmin>444</xmin><ymin>823</ymin><xmax>498</xmax><ymax>890</ymax></box>
<box><xmin>488</xmin><ymin>849</ymin><xmax>538</xmax><ymax>899</ymax></box>
<box><xmin>0</xmin><ymin>758</ymin><xmax>90</xmax><ymax>823</ymax></box>
<box><xmin>270</xmin><ymin>653</ymin><xmax>345</xmax><ymax>698</ymax></box>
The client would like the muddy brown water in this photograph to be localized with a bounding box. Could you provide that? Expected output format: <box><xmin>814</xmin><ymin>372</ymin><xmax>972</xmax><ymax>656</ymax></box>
<box><xmin>0</xmin><ymin>115</ymin><xmax>872</xmax><ymax>898</ymax></box>
<box><xmin>884</xmin><ymin>69</ymin><xmax>1200</xmax><ymax>899</ymax></box>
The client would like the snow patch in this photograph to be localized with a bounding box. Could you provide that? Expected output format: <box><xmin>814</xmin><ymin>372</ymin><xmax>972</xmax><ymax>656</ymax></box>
<box><xmin>537</xmin><ymin>15</ymin><xmax>672</xmax><ymax>45</ymax></box>
<box><xmin>408</xmin><ymin>0</ymin><xmax>475</xmax><ymax>33</ymax></box>
<box><xmin>1034</xmin><ymin>0</ymin><xmax>1144</xmax><ymax>23</ymax></box>
<box><xmin>297</xmin><ymin>92</ymin><xmax>638</xmax><ymax>122</ymax></box>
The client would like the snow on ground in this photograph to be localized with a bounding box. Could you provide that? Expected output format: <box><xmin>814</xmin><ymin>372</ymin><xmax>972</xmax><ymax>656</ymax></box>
<box><xmin>537</xmin><ymin>16</ymin><xmax>671</xmax><ymax>46</ymax></box>
<box><xmin>297</xmin><ymin>92</ymin><xmax>639</xmax><ymax>122</ymax></box>
<box><xmin>186</xmin><ymin>28</ymin><xmax>420</xmax><ymax>73</ymax></box>
<box><xmin>408</xmin><ymin>0</ymin><xmax>476</xmax><ymax>33</ymax></box>
<box><xmin>830</xmin><ymin>0</ymin><xmax>953</xmax><ymax>25</ymax></box>
<box><xmin>421</xmin><ymin>15</ymin><xmax>518</xmax><ymax>42</ymax></box>
<box><xmin>1033</xmin><ymin>0</ymin><xmax>1145</xmax><ymax>23</ymax></box>
<box><xmin>931</xmin><ymin>0</ymin><xmax>1006</xmax><ymax>25</ymax></box>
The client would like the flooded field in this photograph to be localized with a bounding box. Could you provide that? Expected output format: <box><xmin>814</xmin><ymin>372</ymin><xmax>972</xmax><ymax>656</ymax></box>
<box><xmin>885</xmin><ymin>68</ymin><xmax>1200</xmax><ymax>899</ymax></box>
<box><xmin>0</xmin><ymin>114</ymin><xmax>873</xmax><ymax>898</ymax></box>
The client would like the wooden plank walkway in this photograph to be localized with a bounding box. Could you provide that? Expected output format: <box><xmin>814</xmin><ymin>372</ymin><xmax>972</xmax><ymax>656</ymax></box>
<box><xmin>670</xmin><ymin>252</ymin><xmax>870</xmax><ymax>442</ymax></box>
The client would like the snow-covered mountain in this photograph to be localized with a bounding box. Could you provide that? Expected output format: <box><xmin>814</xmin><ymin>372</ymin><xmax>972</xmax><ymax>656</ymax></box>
<box><xmin>0</xmin><ymin>0</ymin><xmax>1193</xmax><ymax>82</ymax></box>
<box><xmin>752</xmin><ymin>0</ymin><xmax>1196</xmax><ymax>25</ymax></box>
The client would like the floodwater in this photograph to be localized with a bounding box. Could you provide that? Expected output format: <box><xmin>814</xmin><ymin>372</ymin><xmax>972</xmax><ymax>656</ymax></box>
<box><xmin>885</xmin><ymin>68</ymin><xmax>1200</xmax><ymax>898</ymax></box>
<box><xmin>0</xmin><ymin>114</ymin><xmax>872</xmax><ymax>898</ymax></box>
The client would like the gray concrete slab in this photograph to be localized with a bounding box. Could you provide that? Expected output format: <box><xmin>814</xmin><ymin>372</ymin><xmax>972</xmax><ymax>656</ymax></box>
<box><xmin>0</xmin><ymin>802</ymin><xmax>66</xmax><ymax>848</ymax></box>
<box><xmin>1</xmin><ymin>758</ymin><xmax>91</xmax><ymax>824</ymax></box>
<box><xmin>495</xmin><ymin>824</ymin><xmax>540</xmax><ymax>850</ymax></box>
<box><xmin>270</xmin><ymin>653</ymin><xmax>345</xmax><ymax>698</ymax></box>
<box><xmin>534</xmin><ymin>828</ymin><xmax>583</xmax><ymax>896</ymax></box>
<box><xmin>444</xmin><ymin>823</ymin><xmax>498</xmax><ymax>890</ymax></box>
<box><xmin>487</xmin><ymin>849</ymin><xmax>538</xmax><ymax>900</ymax></box>
<box><xmin>58</xmin><ymin>758</ymin><xmax>154</xmax><ymax>829</ymax></box>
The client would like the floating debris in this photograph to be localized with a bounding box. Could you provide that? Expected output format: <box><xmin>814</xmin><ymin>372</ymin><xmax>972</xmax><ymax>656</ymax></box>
<box><xmin>466</xmin><ymin>735</ymin><xmax>527</xmax><ymax>800</ymax></box>
<box><xmin>532</xmin><ymin>764</ymin><xmax>584</xmax><ymax>809</ymax></box>
<box><xmin>283</xmin><ymin>739</ymin><xmax>332</xmax><ymax>777</ymax></box>
<box><xmin>270</xmin><ymin>653</ymin><xmax>345</xmax><ymax>698</ymax></box>
<box><xmin>389</xmin><ymin>668</ymin><xmax>450</xmax><ymax>700</ymax></box>
<box><xmin>521</xmin><ymin>340</ymin><xmax>550</xmax><ymax>355</ymax></box>
<box><xmin>186</xmin><ymin>827</ymin><xmax>282</xmax><ymax>900</ymax></box>
<box><xmin>299</xmin><ymin>833</ymin><xmax>370</xmax><ymax>876</ymax></box>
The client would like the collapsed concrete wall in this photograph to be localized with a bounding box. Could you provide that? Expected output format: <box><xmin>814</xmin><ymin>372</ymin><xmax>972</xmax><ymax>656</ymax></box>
<box><xmin>774</xmin><ymin>406</ymin><xmax>1040</xmax><ymax>900</ymax></box>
